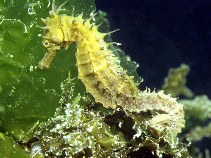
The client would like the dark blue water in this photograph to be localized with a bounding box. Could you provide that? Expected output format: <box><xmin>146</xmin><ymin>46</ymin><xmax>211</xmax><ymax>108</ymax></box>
<box><xmin>96</xmin><ymin>0</ymin><xmax>211</xmax><ymax>156</ymax></box>
<box><xmin>96</xmin><ymin>0</ymin><xmax>211</xmax><ymax>98</ymax></box>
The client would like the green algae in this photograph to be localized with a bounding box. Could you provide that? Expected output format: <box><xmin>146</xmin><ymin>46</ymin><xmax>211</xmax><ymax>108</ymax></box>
<box><xmin>0</xmin><ymin>0</ymin><xmax>95</xmax><ymax>156</ymax></box>
<box><xmin>0</xmin><ymin>133</ymin><xmax>29</xmax><ymax>158</ymax></box>
<box><xmin>162</xmin><ymin>64</ymin><xmax>193</xmax><ymax>98</ymax></box>
<box><xmin>0</xmin><ymin>0</ymin><xmax>210</xmax><ymax>157</ymax></box>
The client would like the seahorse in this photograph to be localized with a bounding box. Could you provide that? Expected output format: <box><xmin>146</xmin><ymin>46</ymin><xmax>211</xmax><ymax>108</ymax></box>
<box><xmin>38</xmin><ymin>1</ymin><xmax>185</xmax><ymax>135</ymax></box>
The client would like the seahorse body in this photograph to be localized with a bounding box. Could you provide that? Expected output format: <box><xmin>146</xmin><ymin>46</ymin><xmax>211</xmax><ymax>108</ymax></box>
<box><xmin>39</xmin><ymin>3</ymin><xmax>184</xmax><ymax>134</ymax></box>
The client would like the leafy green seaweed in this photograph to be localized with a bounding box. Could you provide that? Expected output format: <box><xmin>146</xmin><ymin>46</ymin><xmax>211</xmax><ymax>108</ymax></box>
<box><xmin>0</xmin><ymin>0</ymin><xmax>95</xmax><ymax>156</ymax></box>
<box><xmin>0</xmin><ymin>133</ymin><xmax>29</xmax><ymax>158</ymax></box>
<box><xmin>1</xmin><ymin>0</ymin><xmax>211</xmax><ymax>157</ymax></box>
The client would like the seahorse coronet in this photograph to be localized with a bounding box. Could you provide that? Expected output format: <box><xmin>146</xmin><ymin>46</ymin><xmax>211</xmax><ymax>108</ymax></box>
<box><xmin>39</xmin><ymin>1</ymin><xmax>185</xmax><ymax>135</ymax></box>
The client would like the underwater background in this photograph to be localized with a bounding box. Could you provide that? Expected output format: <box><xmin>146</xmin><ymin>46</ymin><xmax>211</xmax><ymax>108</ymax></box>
<box><xmin>96</xmin><ymin>0</ymin><xmax>211</xmax><ymax>97</ymax></box>
<box><xmin>0</xmin><ymin>0</ymin><xmax>211</xmax><ymax>157</ymax></box>
<box><xmin>96</xmin><ymin>0</ymin><xmax>211</xmax><ymax>155</ymax></box>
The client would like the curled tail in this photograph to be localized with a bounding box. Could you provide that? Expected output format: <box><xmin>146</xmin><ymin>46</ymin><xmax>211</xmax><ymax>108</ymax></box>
<box><xmin>123</xmin><ymin>91</ymin><xmax>184</xmax><ymax>134</ymax></box>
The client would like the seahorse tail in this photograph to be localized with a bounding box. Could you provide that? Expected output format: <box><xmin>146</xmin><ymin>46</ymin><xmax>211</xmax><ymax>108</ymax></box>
<box><xmin>122</xmin><ymin>91</ymin><xmax>185</xmax><ymax>134</ymax></box>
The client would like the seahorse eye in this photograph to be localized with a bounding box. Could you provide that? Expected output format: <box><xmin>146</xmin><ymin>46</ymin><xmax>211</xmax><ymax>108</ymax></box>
<box><xmin>43</xmin><ymin>40</ymin><xmax>50</xmax><ymax>47</ymax></box>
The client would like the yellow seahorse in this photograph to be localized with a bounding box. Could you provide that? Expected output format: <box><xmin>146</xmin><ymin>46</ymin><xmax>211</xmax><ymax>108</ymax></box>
<box><xmin>39</xmin><ymin>1</ymin><xmax>185</xmax><ymax>135</ymax></box>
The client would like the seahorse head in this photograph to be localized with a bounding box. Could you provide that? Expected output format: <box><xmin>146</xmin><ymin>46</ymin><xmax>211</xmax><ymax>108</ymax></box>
<box><xmin>43</xmin><ymin>14</ymin><xmax>64</xmax><ymax>43</ymax></box>
<box><xmin>39</xmin><ymin>14</ymin><xmax>64</xmax><ymax>69</ymax></box>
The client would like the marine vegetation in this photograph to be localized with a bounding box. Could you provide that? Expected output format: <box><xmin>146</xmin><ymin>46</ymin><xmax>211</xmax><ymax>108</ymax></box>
<box><xmin>0</xmin><ymin>0</ymin><xmax>211</xmax><ymax>158</ymax></box>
